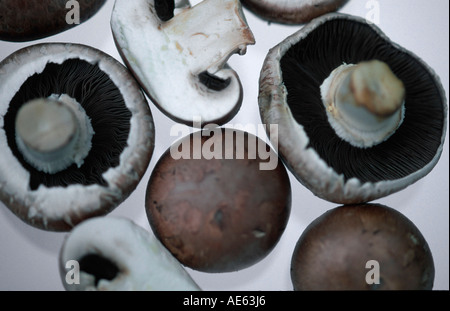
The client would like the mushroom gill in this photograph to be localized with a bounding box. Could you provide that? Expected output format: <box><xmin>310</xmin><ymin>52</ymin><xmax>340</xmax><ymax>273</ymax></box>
<box><xmin>279</xmin><ymin>18</ymin><xmax>445</xmax><ymax>183</ymax></box>
<box><xmin>3</xmin><ymin>58</ymin><xmax>132</xmax><ymax>190</ymax></box>
<box><xmin>78</xmin><ymin>254</ymin><xmax>120</xmax><ymax>287</ymax></box>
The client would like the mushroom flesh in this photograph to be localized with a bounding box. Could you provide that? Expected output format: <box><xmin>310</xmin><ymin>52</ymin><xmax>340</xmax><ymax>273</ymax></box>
<box><xmin>111</xmin><ymin>0</ymin><xmax>256</xmax><ymax>126</ymax></box>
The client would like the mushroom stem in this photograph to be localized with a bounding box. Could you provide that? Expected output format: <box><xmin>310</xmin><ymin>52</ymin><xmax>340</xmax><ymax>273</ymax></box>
<box><xmin>321</xmin><ymin>60</ymin><xmax>405</xmax><ymax>148</ymax></box>
<box><xmin>15</xmin><ymin>95</ymin><xmax>94</xmax><ymax>174</ymax></box>
<box><xmin>162</xmin><ymin>0</ymin><xmax>255</xmax><ymax>75</ymax></box>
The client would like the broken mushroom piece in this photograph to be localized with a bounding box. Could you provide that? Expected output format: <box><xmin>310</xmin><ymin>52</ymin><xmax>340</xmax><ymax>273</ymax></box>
<box><xmin>0</xmin><ymin>0</ymin><xmax>106</xmax><ymax>42</ymax></box>
<box><xmin>111</xmin><ymin>0</ymin><xmax>255</xmax><ymax>127</ymax></box>
<box><xmin>290</xmin><ymin>203</ymin><xmax>435</xmax><ymax>290</ymax></box>
<box><xmin>0</xmin><ymin>43</ymin><xmax>155</xmax><ymax>231</ymax></box>
<box><xmin>146</xmin><ymin>128</ymin><xmax>291</xmax><ymax>272</ymax></box>
<box><xmin>59</xmin><ymin>216</ymin><xmax>200</xmax><ymax>291</ymax></box>
<box><xmin>241</xmin><ymin>0</ymin><xmax>349</xmax><ymax>25</ymax></box>
<box><xmin>258</xmin><ymin>13</ymin><xmax>447</xmax><ymax>204</ymax></box>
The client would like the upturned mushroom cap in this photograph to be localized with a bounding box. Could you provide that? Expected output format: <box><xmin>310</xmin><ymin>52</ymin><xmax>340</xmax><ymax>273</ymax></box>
<box><xmin>0</xmin><ymin>43</ymin><xmax>155</xmax><ymax>231</ymax></box>
<box><xmin>59</xmin><ymin>216</ymin><xmax>200</xmax><ymax>291</ymax></box>
<box><xmin>290</xmin><ymin>203</ymin><xmax>435</xmax><ymax>290</ymax></box>
<box><xmin>145</xmin><ymin>128</ymin><xmax>291</xmax><ymax>272</ymax></box>
<box><xmin>111</xmin><ymin>0</ymin><xmax>255</xmax><ymax>127</ymax></box>
<box><xmin>241</xmin><ymin>0</ymin><xmax>349</xmax><ymax>24</ymax></box>
<box><xmin>258</xmin><ymin>13</ymin><xmax>447</xmax><ymax>204</ymax></box>
<box><xmin>0</xmin><ymin>0</ymin><xmax>106</xmax><ymax>42</ymax></box>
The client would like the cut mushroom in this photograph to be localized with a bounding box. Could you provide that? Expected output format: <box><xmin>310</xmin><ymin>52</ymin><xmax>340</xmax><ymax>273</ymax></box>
<box><xmin>241</xmin><ymin>0</ymin><xmax>349</xmax><ymax>24</ymax></box>
<box><xmin>111</xmin><ymin>0</ymin><xmax>256</xmax><ymax>127</ymax></box>
<box><xmin>290</xmin><ymin>203</ymin><xmax>435</xmax><ymax>290</ymax></box>
<box><xmin>0</xmin><ymin>43</ymin><xmax>155</xmax><ymax>231</ymax></box>
<box><xmin>59</xmin><ymin>216</ymin><xmax>200</xmax><ymax>291</ymax></box>
<box><xmin>258</xmin><ymin>13</ymin><xmax>448</xmax><ymax>204</ymax></box>
<box><xmin>0</xmin><ymin>0</ymin><xmax>106</xmax><ymax>42</ymax></box>
<box><xmin>145</xmin><ymin>128</ymin><xmax>291</xmax><ymax>272</ymax></box>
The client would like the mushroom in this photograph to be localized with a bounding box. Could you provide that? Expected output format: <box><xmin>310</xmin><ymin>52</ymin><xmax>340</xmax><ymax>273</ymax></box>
<box><xmin>0</xmin><ymin>43</ymin><xmax>155</xmax><ymax>231</ymax></box>
<box><xmin>145</xmin><ymin>128</ymin><xmax>291</xmax><ymax>272</ymax></box>
<box><xmin>290</xmin><ymin>203</ymin><xmax>435</xmax><ymax>290</ymax></box>
<box><xmin>59</xmin><ymin>216</ymin><xmax>200</xmax><ymax>291</ymax></box>
<box><xmin>0</xmin><ymin>0</ymin><xmax>106</xmax><ymax>42</ymax></box>
<box><xmin>240</xmin><ymin>0</ymin><xmax>349</xmax><ymax>25</ymax></box>
<box><xmin>258</xmin><ymin>13</ymin><xmax>447</xmax><ymax>204</ymax></box>
<box><xmin>111</xmin><ymin>0</ymin><xmax>256</xmax><ymax>127</ymax></box>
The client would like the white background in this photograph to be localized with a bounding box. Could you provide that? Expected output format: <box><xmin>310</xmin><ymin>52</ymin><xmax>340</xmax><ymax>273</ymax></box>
<box><xmin>0</xmin><ymin>0</ymin><xmax>448</xmax><ymax>291</ymax></box>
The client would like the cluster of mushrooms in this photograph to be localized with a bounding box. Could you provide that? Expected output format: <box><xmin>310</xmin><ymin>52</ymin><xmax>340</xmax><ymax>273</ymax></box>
<box><xmin>0</xmin><ymin>0</ymin><xmax>447</xmax><ymax>291</ymax></box>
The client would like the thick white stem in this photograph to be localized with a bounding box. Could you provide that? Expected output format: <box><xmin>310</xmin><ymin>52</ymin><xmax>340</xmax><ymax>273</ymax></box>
<box><xmin>15</xmin><ymin>95</ymin><xmax>94</xmax><ymax>173</ymax></box>
<box><xmin>162</xmin><ymin>0</ymin><xmax>255</xmax><ymax>75</ymax></box>
<box><xmin>321</xmin><ymin>60</ymin><xmax>405</xmax><ymax>148</ymax></box>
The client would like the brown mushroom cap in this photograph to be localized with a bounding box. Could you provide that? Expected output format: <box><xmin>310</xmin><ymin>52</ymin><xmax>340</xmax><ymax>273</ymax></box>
<box><xmin>0</xmin><ymin>0</ymin><xmax>106</xmax><ymax>42</ymax></box>
<box><xmin>241</xmin><ymin>0</ymin><xmax>349</xmax><ymax>24</ymax></box>
<box><xmin>291</xmin><ymin>203</ymin><xmax>435</xmax><ymax>290</ymax></box>
<box><xmin>0</xmin><ymin>43</ymin><xmax>155</xmax><ymax>231</ymax></box>
<box><xmin>145</xmin><ymin>128</ymin><xmax>291</xmax><ymax>273</ymax></box>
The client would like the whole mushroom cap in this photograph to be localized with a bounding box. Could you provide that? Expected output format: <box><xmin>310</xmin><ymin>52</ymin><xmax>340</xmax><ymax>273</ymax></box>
<box><xmin>290</xmin><ymin>203</ymin><xmax>435</xmax><ymax>290</ymax></box>
<box><xmin>145</xmin><ymin>128</ymin><xmax>291</xmax><ymax>273</ymax></box>
<box><xmin>0</xmin><ymin>0</ymin><xmax>106</xmax><ymax>42</ymax></box>
<box><xmin>258</xmin><ymin>13</ymin><xmax>448</xmax><ymax>204</ymax></box>
<box><xmin>241</xmin><ymin>0</ymin><xmax>349</xmax><ymax>24</ymax></box>
<box><xmin>0</xmin><ymin>43</ymin><xmax>155</xmax><ymax>231</ymax></box>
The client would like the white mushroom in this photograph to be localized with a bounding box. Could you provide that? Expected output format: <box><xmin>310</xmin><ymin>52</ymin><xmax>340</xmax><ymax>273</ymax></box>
<box><xmin>59</xmin><ymin>217</ymin><xmax>200</xmax><ymax>291</ymax></box>
<box><xmin>111</xmin><ymin>0</ymin><xmax>255</xmax><ymax>126</ymax></box>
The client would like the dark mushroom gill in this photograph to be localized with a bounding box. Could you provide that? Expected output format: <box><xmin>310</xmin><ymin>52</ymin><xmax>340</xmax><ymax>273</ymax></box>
<box><xmin>3</xmin><ymin>59</ymin><xmax>131</xmax><ymax>190</ymax></box>
<box><xmin>154</xmin><ymin>0</ymin><xmax>175</xmax><ymax>22</ymax></box>
<box><xmin>280</xmin><ymin>18</ymin><xmax>445</xmax><ymax>183</ymax></box>
<box><xmin>198</xmin><ymin>71</ymin><xmax>232</xmax><ymax>91</ymax></box>
<box><xmin>78</xmin><ymin>254</ymin><xmax>120</xmax><ymax>287</ymax></box>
